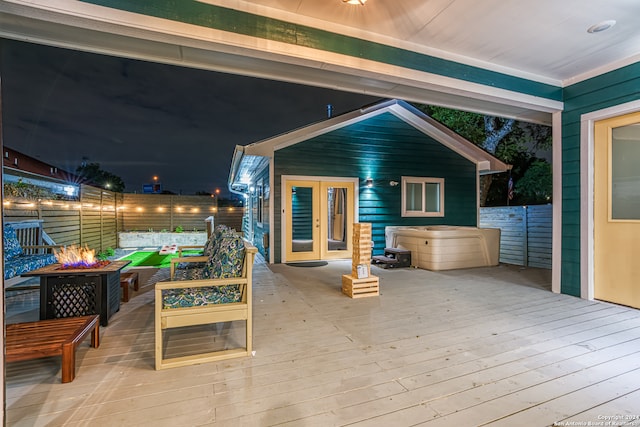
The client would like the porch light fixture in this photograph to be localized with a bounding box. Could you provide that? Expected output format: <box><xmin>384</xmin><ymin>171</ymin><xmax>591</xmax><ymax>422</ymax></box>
<box><xmin>365</xmin><ymin>178</ymin><xmax>373</xmax><ymax>187</ymax></box>
<box><xmin>343</xmin><ymin>0</ymin><xmax>366</xmax><ymax>5</ymax></box>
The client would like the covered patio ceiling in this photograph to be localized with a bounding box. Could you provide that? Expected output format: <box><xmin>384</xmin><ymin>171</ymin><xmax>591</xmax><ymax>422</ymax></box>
<box><xmin>0</xmin><ymin>1</ymin><xmax>639</xmax><ymax>125</ymax></box>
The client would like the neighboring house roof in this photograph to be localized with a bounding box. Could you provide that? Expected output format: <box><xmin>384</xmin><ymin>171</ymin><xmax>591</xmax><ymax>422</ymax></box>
<box><xmin>3</xmin><ymin>146</ymin><xmax>80</xmax><ymax>183</ymax></box>
<box><xmin>3</xmin><ymin>147</ymin><xmax>83</xmax><ymax>199</ymax></box>
<box><xmin>229</xmin><ymin>99</ymin><xmax>511</xmax><ymax>193</ymax></box>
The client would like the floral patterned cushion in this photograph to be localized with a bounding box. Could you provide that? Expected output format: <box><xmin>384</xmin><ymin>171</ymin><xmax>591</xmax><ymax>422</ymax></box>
<box><xmin>4</xmin><ymin>253</ymin><xmax>58</xmax><ymax>280</ymax></box>
<box><xmin>174</xmin><ymin>225</ymin><xmax>236</xmax><ymax>272</ymax></box>
<box><xmin>162</xmin><ymin>226</ymin><xmax>246</xmax><ymax>309</ymax></box>
<box><xmin>172</xmin><ymin>268</ymin><xmax>206</xmax><ymax>281</ymax></box>
<box><xmin>175</xmin><ymin>261</ymin><xmax>206</xmax><ymax>270</ymax></box>
<box><xmin>3</xmin><ymin>224</ymin><xmax>23</xmax><ymax>261</ymax></box>
<box><xmin>162</xmin><ymin>285</ymin><xmax>242</xmax><ymax>309</ymax></box>
<box><xmin>202</xmin><ymin>235</ymin><xmax>245</xmax><ymax>279</ymax></box>
<box><xmin>203</xmin><ymin>224</ymin><xmax>234</xmax><ymax>256</ymax></box>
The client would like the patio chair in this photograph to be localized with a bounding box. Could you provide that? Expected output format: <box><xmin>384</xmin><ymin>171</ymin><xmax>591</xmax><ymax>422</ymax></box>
<box><xmin>3</xmin><ymin>223</ymin><xmax>61</xmax><ymax>280</ymax></box>
<box><xmin>155</xmin><ymin>231</ymin><xmax>257</xmax><ymax>369</ymax></box>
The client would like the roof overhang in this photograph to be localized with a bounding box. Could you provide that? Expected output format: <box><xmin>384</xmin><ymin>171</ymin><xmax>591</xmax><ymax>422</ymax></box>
<box><xmin>228</xmin><ymin>99</ymin><xmax>510</xmax><ymax>192</ymax></box>
<box><xmin>228</xmin><ymin>146</ymin><xmax>270</xmax><ymax>194</ymax></box>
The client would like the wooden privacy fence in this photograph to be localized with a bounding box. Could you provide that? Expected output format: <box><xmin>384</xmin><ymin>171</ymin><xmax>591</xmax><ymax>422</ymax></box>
<box><xmin>3</xmin><ymin>185</ymin><xmax>244</xmax><ymax>252</ymax></box>
<box><xmin>479</xmin><ymin>204</ymin><xmax>552</xmax><ymax>269</ymax></box>
<box><xmin>120</xmin><ymin>194</ymin><xmax>215</xmax><ymax>232</ymax></box>
<box><xmin>119</xmin><ymin>194</ymin><xmax>242</xmax><ymax>232</ymax></box>
<box><xmin>4</xmin><ymin>184</ymin><xmax>120</xmax><ymax>251</ymax></box>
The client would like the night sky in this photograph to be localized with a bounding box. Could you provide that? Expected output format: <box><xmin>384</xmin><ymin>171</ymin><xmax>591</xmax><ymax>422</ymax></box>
<box><xmin>1</xmin><ymin>39</ymin><xmax>380</xmax><ymax>196</ymax></box>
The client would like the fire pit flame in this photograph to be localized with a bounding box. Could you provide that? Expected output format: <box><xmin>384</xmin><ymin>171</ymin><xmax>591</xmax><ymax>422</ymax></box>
<box><xmin>55</xmin><ymin>245</ymin><xmax>109</xmax><ymax>269</ymax></box>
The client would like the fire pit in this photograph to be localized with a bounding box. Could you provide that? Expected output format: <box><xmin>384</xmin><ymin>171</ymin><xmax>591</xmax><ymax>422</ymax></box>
<box><xmin>22</xmin><ymin>248</ymin><xmax>130</xmax><ymax>327</ymax></box>
<box><xmin>54</xmin><ymin>245</ymin><xmax>110</xmax><ymax>269</ymax></box>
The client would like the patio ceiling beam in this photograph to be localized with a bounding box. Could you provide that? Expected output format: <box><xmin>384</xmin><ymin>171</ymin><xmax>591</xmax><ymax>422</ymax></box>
<box><xmin>0</xmin><ymin>2</ymin><xmax>560</xmax><ymax>125</ymax></box>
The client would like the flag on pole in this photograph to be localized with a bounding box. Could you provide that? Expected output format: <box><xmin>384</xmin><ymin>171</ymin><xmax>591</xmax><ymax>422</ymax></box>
<box><xmin>508</xmin><ymin>176</ymin><xmax>514</xmax><ymax>201</ymax></box>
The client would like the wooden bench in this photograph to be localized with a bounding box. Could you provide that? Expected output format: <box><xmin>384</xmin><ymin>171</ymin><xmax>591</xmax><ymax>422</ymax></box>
<box><xmin>6</xmin><ymin>315</ymin><xmax>100</xmax><ymax>383</ymax></box>
<box><xmin>120</xmin><ymin>271</ymin><xmax>139</xmax><ymax>302</ymax></box>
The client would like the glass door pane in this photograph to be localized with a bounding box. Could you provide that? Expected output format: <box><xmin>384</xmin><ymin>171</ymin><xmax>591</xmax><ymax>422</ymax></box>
<box><xmin>611</xmin><ymin>124</ymin><xmax>640</xmax><ymax>220</ymax></box>
<box><xmin>291</xmin><ymin>186</ymin><xmax>314</xmax><ymax>252</ymax></box>
<box><xmin>321</xmin><ymin>181</ymin><xmax>354</xmax><ymax>260</ymax></box>
<box><xmin>327</xmin><ymin>187</ymin><xmax>347</xmax><ymax>252</ymax></box>
<box><xmin>285</xmin><ymin>180</ymin><xmax>320</xmax><ymax>262</ymax></box>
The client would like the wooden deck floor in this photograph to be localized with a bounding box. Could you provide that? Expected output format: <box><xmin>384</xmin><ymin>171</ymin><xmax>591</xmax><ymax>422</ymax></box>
<box><xmin>5</xmin><ymin>261</ymin><xmax>640</xmax><ymax>426</ymax></box>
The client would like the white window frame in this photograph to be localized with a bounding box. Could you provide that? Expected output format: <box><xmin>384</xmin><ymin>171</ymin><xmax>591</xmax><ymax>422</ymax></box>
<box><xmin>401</xmin><ymin>176</ymin><xmax>445</xmax><ymax>217</ymax></box>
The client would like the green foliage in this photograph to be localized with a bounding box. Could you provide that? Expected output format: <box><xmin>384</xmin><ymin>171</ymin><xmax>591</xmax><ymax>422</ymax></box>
<box><xmin>97</xmin><ymin>247</ymin><xmax>115</xmax><ymax>261</ymax></box>
<box><xmin>515</xmin><ymin>160</ymin><xmax>552</xmax><ymax>204</ymax></box>
<box><xmin>174</xmin><ymin>225</ymin><xmax>184</xmax><ymax>233</ymax></box>
<box><xmin>76</xmin><ymin>162</ymin><xmax>125</xmax><ymax>192</ymax></box>
<box><xmin>414</xmin><ymin>105</ymin><xmax>486</xmax><ymax>144</ymax></box>
<box><xmin>519</xmin><ymin>121</ymin><xmax>552</xmax><ymax>151</ymax></box>
<box><xmin>4</xmin><ymin>179</ymin><xmax>56</xmax><ymax>200</ymax></box>
<box><xmin>485</xmin><ymin>155</ymin><xmax>552</xmax><ymax>206</ymax></box>
<box><xmin>412</xmin><ymin>103</ymin><xmax>552</xmax><ymax>206</ymax></box>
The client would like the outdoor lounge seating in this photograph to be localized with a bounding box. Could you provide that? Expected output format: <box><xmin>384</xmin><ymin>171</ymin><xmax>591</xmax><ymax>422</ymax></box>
<box><xmin>168</xmin><ymin>224</ymin><xmax>236</xmax><ymax>276</ymax></box>
<box><xmin>3</xmin><ymin>223</ymin><xmax>60</xmax><ymax>280</ymax></box>
<box><xmin>155</xmin><ymin>227</ymin><xmax>257</xmax><ymax>370</ymax></box>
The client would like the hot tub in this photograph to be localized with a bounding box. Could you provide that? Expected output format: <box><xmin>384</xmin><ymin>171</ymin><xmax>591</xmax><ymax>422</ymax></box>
<box><xmin>384</xmin><ymin>225</ymin><xmax>501</xmax><ymax>271</ymax></box>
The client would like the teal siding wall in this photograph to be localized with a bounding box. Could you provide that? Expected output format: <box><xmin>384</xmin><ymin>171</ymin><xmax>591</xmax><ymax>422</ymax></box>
<box><xmin>273</xmin><ymin>112</ymin><xmax>478</xmax><ymax>262</ymax></box>
<box><xmin>248</xmin><ymin>166</ymin><xmax>270</xmax><ymax>260</ymax></box>
<box><xmin>561</xmin><ymin>62</ymin><xmax>640</xmax><ymax>296</ymax></box>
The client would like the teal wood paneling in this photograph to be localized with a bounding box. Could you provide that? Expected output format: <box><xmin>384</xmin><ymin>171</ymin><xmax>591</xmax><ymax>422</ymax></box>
<box><xmin>80</xmin><ymin>0</ymin><xmax>561</xmax><ymax>101</ymax></box>
<box><xmin>561</xmin><ymin>61</ymin><xmax>640</xmax><ymax>296</ymax></box>
<box><xmin>245</xmin><ymin>166</ymin><xmax>270</xmax><ymax>259</ymax></box>
<box><xmin>273</xmin><ymin>112</ymin><xmax>478</xmax><ymax>262</ymax></box>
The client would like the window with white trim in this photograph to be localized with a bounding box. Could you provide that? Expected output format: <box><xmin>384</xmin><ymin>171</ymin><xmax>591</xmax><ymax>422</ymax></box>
<box><xmin>401</xmin><ymin>176</ymin><xmax>444</xmax><ymax>217</ymax></box>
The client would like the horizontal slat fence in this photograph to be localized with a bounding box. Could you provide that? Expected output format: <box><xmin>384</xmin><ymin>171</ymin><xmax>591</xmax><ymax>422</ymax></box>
<box><xmin>479</xmin><ymin>204</ymin><xmax>552</xmax><ymax>269</ymax></box>
<box><xmin>118</xmin><ymin>194</ymin><xmax>243</xmax><ymax>232</ymax></box>
<box><xmin>80</xmin><ymin>185</ymin><xmax>119</xmax><ymax>252</ymax></box>
<box><xmin>4</xmin><ymin>186</ymin><xmax>244</xmax><ymax>252</ymax></box>
<box><xmin>4</xmin><ymin>184</ymin><xmax>120</xmax><ymax>251</ymax></box>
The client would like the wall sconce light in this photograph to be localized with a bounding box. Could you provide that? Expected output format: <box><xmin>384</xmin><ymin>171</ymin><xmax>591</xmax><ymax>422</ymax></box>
<box><xmin>343</xmin><ymin>0</ymin><xmax>366</xmax><ymax>4</ymax></box>
<box><xmin>389</xmin><ymin>180</ymin><xmax>399</xmax><ymax>187</ymax></box>
<box><xmin>365</xmin><ymin>178</ymin><xmax>373</xmax><ymax>188</ymax></box>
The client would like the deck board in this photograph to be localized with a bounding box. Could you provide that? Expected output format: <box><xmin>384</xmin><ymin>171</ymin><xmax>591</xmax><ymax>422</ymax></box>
<box><xmin>5</xmin><ymin>262</ymin><xmax>639</xmax><ymax>426</ymax></box>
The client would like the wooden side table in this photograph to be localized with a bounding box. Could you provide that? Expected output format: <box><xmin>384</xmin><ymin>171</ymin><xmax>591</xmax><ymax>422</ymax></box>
<box><xmin>120</xmin><ymin>271</ymin><xmax>139</xmax><ymax>302</ymax></box>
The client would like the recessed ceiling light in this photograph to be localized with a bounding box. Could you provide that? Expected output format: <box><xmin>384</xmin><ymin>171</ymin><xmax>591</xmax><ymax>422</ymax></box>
<box><xmin>587</xmin><ymin>20</ymin><xmax>616</xmax><ymax>34</ymax></box>
<box><xmin>343</xmin><ymin>0</ymin><xmax>366</xmax><ymax>5</ymax></box>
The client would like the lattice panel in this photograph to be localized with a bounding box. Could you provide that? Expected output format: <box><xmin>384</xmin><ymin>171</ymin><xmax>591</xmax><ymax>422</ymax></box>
<box><xmin>50</xmin><ymin>282</ymin><xmax>98</xmax><ymax>318</ymax></box>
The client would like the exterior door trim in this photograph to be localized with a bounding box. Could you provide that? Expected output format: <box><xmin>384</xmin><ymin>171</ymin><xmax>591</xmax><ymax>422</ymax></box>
<box><xmin>580</xmin><ymin>99</ymin><xmax>640</xmax><ymax>301</ymax></box>
<box><xmin>281</xmin><ymin>175</ymin><xmax>359</xmax><ymax>263</ymax></box>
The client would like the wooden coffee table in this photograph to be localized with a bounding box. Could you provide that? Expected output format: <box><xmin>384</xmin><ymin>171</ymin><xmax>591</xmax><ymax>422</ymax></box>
<box><xmin>6</xmin><ymin>315</ymin><xmax>100</xmax><ymax>383</ymax></box>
